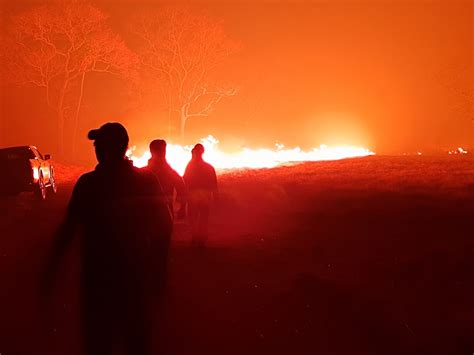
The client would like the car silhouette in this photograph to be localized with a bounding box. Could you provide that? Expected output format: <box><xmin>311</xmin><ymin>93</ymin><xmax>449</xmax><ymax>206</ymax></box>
<box><xmin>0</xmin><ymin>145</ymin><xmax>57</xmax><ymax>200</ymax></box>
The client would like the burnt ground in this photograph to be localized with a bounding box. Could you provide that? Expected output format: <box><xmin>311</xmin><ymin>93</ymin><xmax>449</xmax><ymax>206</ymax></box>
<box><xmin>0</xmin><ymin>156</ymin><xmax>473</xmax><ymax>355</ymax></box>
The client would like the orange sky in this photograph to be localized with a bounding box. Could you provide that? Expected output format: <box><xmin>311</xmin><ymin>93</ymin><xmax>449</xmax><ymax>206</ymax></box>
<box><xmin>1</xmin><ymin>0</ymin><xmax>472</xmax><ymax>161</ymax></box>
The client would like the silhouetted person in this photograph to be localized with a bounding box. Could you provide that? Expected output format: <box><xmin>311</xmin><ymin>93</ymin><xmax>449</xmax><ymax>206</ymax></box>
<box><xmin>43</xmin><ymin>123</ymin><xmax>172</xmax><ymax>355</ymax></box>
<box><xmin>183</xmin><ymin>144</ymin><xmax>218</xmax><ymax>246</ymax></box>
<box><xmin>147</xmin><ymin>139</ymin><xmax>186</xmax><ymax>218</ymax></box>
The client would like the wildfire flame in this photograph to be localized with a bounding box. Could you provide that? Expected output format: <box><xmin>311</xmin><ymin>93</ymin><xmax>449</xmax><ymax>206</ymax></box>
<box><xmin>126</xmin><ymin>135</ymin><xmax>375</xmax><ymax>175</ymax></box>
<box><xmin>448</xmin><ymin>147</ymin><xmax>468</xmax><ymax>155</ymax></box>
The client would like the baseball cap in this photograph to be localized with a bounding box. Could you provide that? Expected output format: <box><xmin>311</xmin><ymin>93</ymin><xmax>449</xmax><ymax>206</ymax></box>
<box><xmin>88</xmin><ymin>122</ymin><xmax>129</xmax><ymax>147</ymax></box>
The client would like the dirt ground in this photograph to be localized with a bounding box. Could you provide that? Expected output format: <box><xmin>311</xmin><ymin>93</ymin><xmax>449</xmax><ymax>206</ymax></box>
<box><xmin>0</xmin><ymin>155</ymin><xmax>473</xmax><ymax>355</ymax></box>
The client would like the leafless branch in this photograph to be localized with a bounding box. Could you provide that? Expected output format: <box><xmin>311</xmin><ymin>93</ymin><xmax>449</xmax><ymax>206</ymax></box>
<box><xmin>132</xmin><ymin>7</ymin><xmax>239</xmax><ymax>137</ymax></box>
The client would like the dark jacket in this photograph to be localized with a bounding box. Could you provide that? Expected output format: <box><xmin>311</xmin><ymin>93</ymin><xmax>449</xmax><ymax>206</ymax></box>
<box><xmin>183</xmin><ymin>158</ymin><xmax>217</xmax><ymax>204</ymax></box>
<box><xmin>147</xmin><ymin>158</ymin><xmax>186</xmax><ymax>207</ymax></box>
<box><xmin>53</xmin><ymin>160</ymin><xmax>172</xmax><ymax>302</ymax></box>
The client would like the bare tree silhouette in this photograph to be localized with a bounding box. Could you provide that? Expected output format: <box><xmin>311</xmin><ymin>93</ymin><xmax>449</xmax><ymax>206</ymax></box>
<box><xmin>134</xmin><ymin>8</ymin><xmax>239</xmax><ymax>139</ymax></box>
<box><xmin>3</xmin><ymin>2</ymin><xmax>136</xmax><ymax>156</ymax></box>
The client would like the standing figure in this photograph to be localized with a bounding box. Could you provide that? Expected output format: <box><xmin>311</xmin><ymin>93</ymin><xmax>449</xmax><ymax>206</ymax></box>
<box><xmin>43</xmin><ymin>123</ymin><xmax>172</xmax><ymax>355</ymax></box>
<box><xmin>147</xmin><ymin>139</ymin><xmax>186</xmax><ymax>218</ymax></box>
<box><xmin>183</xmin><ymin>143</ymin><xmax>218</xmax><ymax>246</ymax></box>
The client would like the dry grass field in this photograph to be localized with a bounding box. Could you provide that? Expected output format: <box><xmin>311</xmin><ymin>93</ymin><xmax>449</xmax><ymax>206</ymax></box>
<box><xmin>1</xmin><ymin>155</ymin><xmax>473</xmax><ymax>355</ymax></box>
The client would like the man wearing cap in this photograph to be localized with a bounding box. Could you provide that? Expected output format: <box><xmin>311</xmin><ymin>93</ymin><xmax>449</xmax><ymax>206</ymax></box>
<box><xmin>44</xmin><ymin>123</ymin><xmax>172</xmax><ymax>355</ymax></box>
<box><xmin>183</xmin><ymin>143</ymin><xmax>218</xmax><ymax>246</ymax></box>
<box><xmin>147</xmin><ymin>139</ymin><xmax>186</xmax><ymax>219</ymax></box>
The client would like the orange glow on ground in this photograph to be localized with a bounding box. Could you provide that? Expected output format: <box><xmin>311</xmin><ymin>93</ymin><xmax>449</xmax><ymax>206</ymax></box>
<box><xmin>126</xmin><ymin>136</ymin><xmax>375</xmax><ymax>175</ymax></box>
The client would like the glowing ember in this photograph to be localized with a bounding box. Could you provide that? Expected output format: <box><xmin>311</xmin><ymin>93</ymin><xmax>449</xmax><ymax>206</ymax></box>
<box><xmin>448</xmin><ymin>147</ymin><xmax>468</xmax><ymax>155</ymax></box>
<box><xmin>127</xmin><ymin>135</ymin><xmax>374</xmax><ymax>175</ymax></box>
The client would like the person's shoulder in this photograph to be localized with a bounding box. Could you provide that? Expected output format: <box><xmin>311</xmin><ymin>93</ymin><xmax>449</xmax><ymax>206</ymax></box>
<box><xmin>136</xmin><ymin>166</ymin><xmax>161</xmax><ymax>185</ymax></box>
<box><xmin>204</xmin><ymin>161</ymin><xmax>216</xmax><ymax>172</ymax></box>
<box><xmin>166</xmin><ymin>163</ymin><xmax>181</xmax><ymax>177</ymax></box>
<box><xmin>78</xmin><ymin>170</ymin><xmax>96</xmax><ymax>179</ymax></box>
<box><xmin>183</xmin><ymin>161</ymin><xmax>194</xmax><ymax>173</ymax></box>
<box><xmin>71</xmin><ymin>170</ymin><xmax>96</xmax><ymax>195</ymax></box>
<box><xmin>75</xmin><ymin>170</ymin><xmax>96</xmax><ymax>185</ymax></box>
<box><xmin>138</xmin><ymin>165</ymin><xmax>153</xmax><ymax>176</ymax></box>
<box><xmin>135</xmin><ymin>166</ymin><xmax>153</xmax><ymax>178</ymax></box>
<box><xmin>137</xmin><ymin>167</ymin><xmax>166</xmax><ymax>196</ymax></box>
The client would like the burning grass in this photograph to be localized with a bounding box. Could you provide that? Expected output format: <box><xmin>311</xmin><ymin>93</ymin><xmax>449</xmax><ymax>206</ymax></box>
<box><xmin>127</xmin><ymin>135</ymin><xmax>374</xmax><ymax>174</ymax></box>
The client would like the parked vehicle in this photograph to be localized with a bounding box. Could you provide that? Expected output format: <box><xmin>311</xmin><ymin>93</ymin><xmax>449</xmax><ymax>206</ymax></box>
<box><xmin>0</xmin><ymin>145</ymin><xmax>57</xmax><ymax>200</ymax></box>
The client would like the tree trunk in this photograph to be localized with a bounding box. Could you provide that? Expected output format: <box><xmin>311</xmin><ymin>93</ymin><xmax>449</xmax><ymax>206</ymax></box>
<box><xmin>180</xmin><ymin>105</ymin><xmax>187</xmax><ymax>139</ymax></box>
<box><xmin>167</xmin><ymin>107</ymin><xmax>172</xmax><ymax>138</ymax></box>
<box><xmin>57</xmin><ymin>56</ymin><xmax>70</xmax><ymax>158</ymax></box>
<box><xmin>57</xmin><ymin>84</ymin><xmax>67</xmax><ymax>157</ymax></box>
<box><xmin>72</xmin><ymin>72</ymin><xmax>86</xmax><ymax>159</ymax></box>
<box><xmin>167</xmin><ymin>92</ymin><xmax>173</xmax><ymax>138</ymax></box>
<box><xmin>57</xmin><ymin>109</ymin><xmax>65</xmax><ymax>157</ymax></box>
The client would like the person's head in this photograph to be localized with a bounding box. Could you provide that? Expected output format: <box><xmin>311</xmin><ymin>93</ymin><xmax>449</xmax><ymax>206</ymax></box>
<box><xmin>191</xmin><ymin>143</ymin><xmax>205</xmax><ymax>160</ymax></box>
<box><xmin>149</xmin><ymin>139</ymin><xmax>167</xmax><ymax>160</ymax></box>
<box><xmin>88</xmin><ymin>122</ymin><xmax>129</xmax><ymax>164</ymax></box>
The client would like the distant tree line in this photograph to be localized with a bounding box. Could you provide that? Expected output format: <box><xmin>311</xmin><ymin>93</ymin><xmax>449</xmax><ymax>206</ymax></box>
<box><xmin>2</xmin><ymin>1</ymin><xmax>238</xmax><ymax>157</ymax></box>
